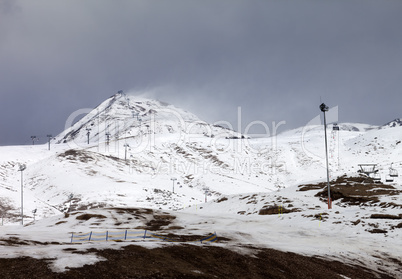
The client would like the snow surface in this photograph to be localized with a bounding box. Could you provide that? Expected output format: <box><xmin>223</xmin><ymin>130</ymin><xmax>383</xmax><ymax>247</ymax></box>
<box><xmin>0</xmin><ymin>93</ymin><xmax>401</xmax><ymax>275</ymax></box>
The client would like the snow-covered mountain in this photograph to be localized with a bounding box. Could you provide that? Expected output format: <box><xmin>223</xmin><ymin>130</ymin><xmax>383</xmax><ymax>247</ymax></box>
<box><xmin>55</xmin><ymin>92</ymin><xmax>243</xmax><ymax>146</ymax></box>
<box><xmin>1</xmin><ymin>93</ymin><xmax>401</xmax><ymax>277</ymax></box>
<box><xmin>0</xmin><ymin>93</ymin><xmax>401</xmax><ymax>222</ymax></box>
<box><xmin>382</xmin><ymin>118</ymin><xmax>402</xmax><ymax>128</ymax></box>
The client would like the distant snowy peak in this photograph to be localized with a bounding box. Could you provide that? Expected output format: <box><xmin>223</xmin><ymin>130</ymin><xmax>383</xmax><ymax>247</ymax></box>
<box><xmin>280</xmin><ymin>122</ymin><xmax>377</xmax><ymax>136</ymax></box>
<box><xmin>381</xmin><ymin>118</ymin><xmax>402</xmax><ymax>129</ymax></box>
<box><xmin>55</xmin><ymin>92</ymin><xmax>242</xmax><ymax>144</ymax></box>
<box><xmin>336</xmin><ymin>123</ymin><xmax>378</xmax><ymax>132</ymax></box>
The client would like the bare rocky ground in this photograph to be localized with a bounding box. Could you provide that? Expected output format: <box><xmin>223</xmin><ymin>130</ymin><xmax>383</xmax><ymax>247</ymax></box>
<box><xmin>299</xmin><ymin>175</ymin><xmax>401</xmax><ymax>208</ymax></box>
<box><xmin>0</xmin><ymin>244</ymin><xmax>395</xmax><ymax>279</ymax></box>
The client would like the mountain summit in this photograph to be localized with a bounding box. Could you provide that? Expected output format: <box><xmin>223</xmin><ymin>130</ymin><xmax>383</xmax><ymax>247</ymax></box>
<box><xmin>55</xmin><ymin>92</ymin><xmax>242</xmax><ymax>145</ymax></box>
<box><xmin>382</xmin><ymin>118</ymin><xmax>402</xmax><ymax>128</ymax></box>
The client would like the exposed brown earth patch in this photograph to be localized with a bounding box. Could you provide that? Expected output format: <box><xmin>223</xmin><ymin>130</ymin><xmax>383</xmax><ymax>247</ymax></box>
<box><xmin>0</xmin><ymin>245</ymin><xmax>395</xmax><ymax>279</ymax></box>
<box><xmin>298</xmin><ymin>175</ymin><xmax>401</xmax><ymax>207</ymax></box>
<box><xmin>258</xmin><ymin>205</ymin><xmax>301</xmax><ymax>215</ymax></box>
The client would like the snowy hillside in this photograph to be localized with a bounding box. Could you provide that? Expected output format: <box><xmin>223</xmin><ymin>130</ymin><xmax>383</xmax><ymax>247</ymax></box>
<box><xmin>0</xmin><ymin>176</ymin><xmax>400</xmax><ymax>277</ymax></box>
<box><xmin>0</xmin><ymin>93</ymin><xmax>401</xmax><ymax>223</ymax></box>
<box><xmin>0</xmin><ymin>93</ymin><xmax>401</xmax><ymax>276</ymax></box>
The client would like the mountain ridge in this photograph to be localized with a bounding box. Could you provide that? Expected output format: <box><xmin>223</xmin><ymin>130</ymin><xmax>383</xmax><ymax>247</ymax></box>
<box><xmin>382</xmin><ymin>118</ymin><xmax>402</xmax><ymax>128</ymax></box>
<box><xmin>55</xmin><ymin>92</ymin><xmax>243</xmax><ymax>146</ymax></box>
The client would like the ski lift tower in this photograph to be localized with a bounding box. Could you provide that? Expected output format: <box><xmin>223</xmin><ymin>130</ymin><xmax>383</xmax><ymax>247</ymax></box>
<box><xmin>47</xmin><ymin>134</ymin><xmax>53</xmax><ymax>150</ymax></box>
<box><xmin>105</xmin><ymin>132</ymin><xmax>111</xmax><ymax>146</ymax></box>
<box><xmin>32</xmin><ymin>209</ymin><xmax>37</xmax><ymax>221</ymax></box>
<box><xmin>170</xmin><ymin>177</ymin><xmax>177</xmax><ymax>193</ymax></box>
<box><xmin>124</xmin><ymin>143</ymin><xmax>130</xmax><ymax>161</ymax></box>
<box><xmin>86</xmin><ymin>128</ymin><xmax>91</xmax><ymax>144</ymax></box>
<box><xmin>31</xmin><ymin>136</ymin><xmax>37</xmax><ymax>145</ymax></box>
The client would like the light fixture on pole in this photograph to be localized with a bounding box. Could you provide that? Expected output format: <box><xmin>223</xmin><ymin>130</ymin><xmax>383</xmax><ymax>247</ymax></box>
<box><xmin>18</xmin><ymin>164</ymin><xmax>26</xmax><ymax>225</ymax></box>
<box><xmin>320</xmin><ymin>103</ymin><xmax>332</xmax><ymax>209</ymax></box>
<box><xmin>170</xmin><ymin>177</ymin><xmax>177</xmax><ymax>193</ymax></box>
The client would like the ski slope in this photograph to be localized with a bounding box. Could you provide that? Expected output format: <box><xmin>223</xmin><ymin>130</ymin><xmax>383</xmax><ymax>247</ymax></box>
<box><xmin>0</xmin><ymin>93</ymin><xmax>401</xmax><ymax>276</ymax></box>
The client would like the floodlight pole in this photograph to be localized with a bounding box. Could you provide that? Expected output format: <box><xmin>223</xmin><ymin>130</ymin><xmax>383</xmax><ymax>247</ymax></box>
<box><xmin>18</xmin><ymin>164</ymin><xmax>26</xmax><ymax>225</ymax></box>
<box><xmin>171</xmin><ymin>178</ymin><xmax>177</xmax><ymax>193</ymax></box>
<box><xmin>21</xmin><ymin>170</ymin><xmax>23</xmax><ymax>224</ymax></box>
<box><xmin>320</xmin><ymin>103</ymin><xmax>331</xmax><ymax>209</ymax></box>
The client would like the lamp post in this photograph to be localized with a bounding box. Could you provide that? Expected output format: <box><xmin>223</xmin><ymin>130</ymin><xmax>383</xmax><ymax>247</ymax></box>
<box><xmin>320</xmin><ymin>103</ymin><xmax>331</xmax><ymax>209</ymax></box>
<box><xmin>170</xmin><ymin>178</ymin><xmax>177</xmax><ymax>193</ymax></box>
<box><xmin>18</xmin><ymin>164</ymin><xmax>26</xmax><ymax>225</ymax></box>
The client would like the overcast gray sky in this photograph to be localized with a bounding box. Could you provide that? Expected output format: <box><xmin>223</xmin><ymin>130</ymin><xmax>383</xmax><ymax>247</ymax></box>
<box><xmin>1</xmin><ymin>0</ymin><xmax>402</xmax><ymax>145</ymax></box>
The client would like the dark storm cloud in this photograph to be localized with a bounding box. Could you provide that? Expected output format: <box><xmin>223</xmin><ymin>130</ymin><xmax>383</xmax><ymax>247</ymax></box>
<box><xmin>1</xmin><ymin>0</ymin><xmax>402</xmax><ymax>145</ymax></box>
